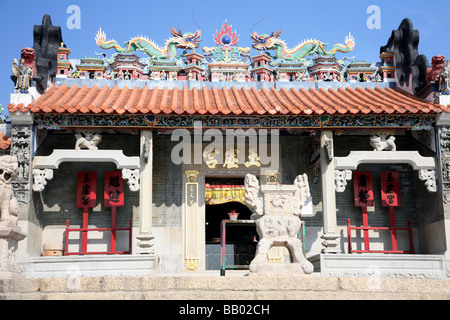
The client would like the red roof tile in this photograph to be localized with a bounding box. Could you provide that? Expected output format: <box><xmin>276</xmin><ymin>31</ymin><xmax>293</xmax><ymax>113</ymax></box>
<box><xmin>8</xmin><ymin>84</ymin><xmax>445</xmax><ymax>116</ymax></box>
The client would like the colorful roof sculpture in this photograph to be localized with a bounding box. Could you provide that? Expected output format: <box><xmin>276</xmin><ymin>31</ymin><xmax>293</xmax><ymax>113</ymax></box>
<box><xmin>9</xmin><ymin>15</ymin><xmax>449</xmax><ymax>130</ymax></box>
<box><xmin>8</xmin><ymin>83</ymin><xmax>445</xmax><ymax>116</ymax></box>
<box><xmin>203</xmin><ymin>20</ymin><xmax>251</xmax><ymax>64</ymax></box>
<box><xmin>0</xmin><ymin>132</ymin><xmax>11</xmax><ymax>150</ymax></box>
<box><xmin>213</xmin><ymin>20</ymin><xmax>239</xmax><ymax>47</ymax></box>
<box><xmin>95</xmin><ymin>26</ymin><xmax>202</xmax><ymax>61</ymax></box>
<box><xmin>250</xmin><ymin>29</ymin><xmax>355</xmax><ymax>62</ymax></box>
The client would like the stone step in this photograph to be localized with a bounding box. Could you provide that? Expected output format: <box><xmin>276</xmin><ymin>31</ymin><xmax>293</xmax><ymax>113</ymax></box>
<box><xmin>1</xmin><ymin>273</ymin><xmax>449</xmax><ymax>300</ymax></box>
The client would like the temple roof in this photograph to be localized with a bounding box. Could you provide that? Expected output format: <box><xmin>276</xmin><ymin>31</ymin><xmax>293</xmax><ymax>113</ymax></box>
<box><xmin>8</xmin><ymin>81</ymin><xmax>446</xmax><ymax>116</ymax></box>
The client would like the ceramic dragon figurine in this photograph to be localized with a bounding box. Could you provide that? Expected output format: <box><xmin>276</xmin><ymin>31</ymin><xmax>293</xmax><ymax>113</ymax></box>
<box><xmin>250</xmin><ymin>29</ymin><xmax>355</xmax><ymax>62</ymax></box>
<box><xmin>95</xmin><ymin>26</ymin><xmax>202</xmax><ymax>61</ymax></box>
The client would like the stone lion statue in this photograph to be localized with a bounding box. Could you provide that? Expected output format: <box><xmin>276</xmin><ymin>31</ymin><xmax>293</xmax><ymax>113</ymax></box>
<box><xmin>75</xmin><ymin>132</ymin><xmax>102</xmax><ymax>151</ymax></box>
<box><xmin>370</xmin><ymin>134</ymin><xmax>396</xmax><ymax>151</ymax></box>
<box><xmin>0</xmin><ymin>156</ymin><xmax>19</xmax><ymax>225</ymax></box>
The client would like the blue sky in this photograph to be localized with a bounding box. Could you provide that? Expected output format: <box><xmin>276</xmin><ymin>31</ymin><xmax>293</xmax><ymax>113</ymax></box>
<box><xmin>1</xmin><ymin>0</ymin><xmax>450</xmax><ymax>117</ymax></box>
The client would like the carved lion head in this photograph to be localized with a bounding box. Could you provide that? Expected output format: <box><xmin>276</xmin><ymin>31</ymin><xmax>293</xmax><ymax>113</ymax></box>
<box><xmin>0</xmin><ymin>156</ymin><xmax>19</xmax><ymax>185</ymax></box>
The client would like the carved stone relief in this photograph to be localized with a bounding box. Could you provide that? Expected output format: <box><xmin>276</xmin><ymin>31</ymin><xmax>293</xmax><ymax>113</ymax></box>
<box><xmin>334</xmin><ymin>169</ymin><xmax>352</xmax><ymax>193</ymax></box>
<box><xmin>32</xmin><ymin>169</ymin><xmax>53</xmax><ymax>192</ymax></box>
<box><xmin>370</xmin><ymin>134</ymin><xmax>396</xmax><ymax>151</ymax></box>
<box><xmin>0</xmin><ymin>156</ymin><xmax>19</xmax><ymax>225</ymax></box>
<box><xmin>0</xmin><ymin>155</ymin><xmax>26</xmax><ymax>278</ymax></box>
<box><xmin>74</xmin><ymin>132</ymin><xmax>102</xmax><ymax>150</ymax></box>
<box><xmin>418</xmin><ymin>169</ymin><xmax>437</xmax><ymax>192</ymax></box>
<box><xmin>143</xmin><ymin>137</ymin><xmax>151</xmax><ymax>163</ymax></box>
<box><xmin>184</xmin><ymin>169</ymin><xmax>200</xmax><ymax>271</ymax></box>
<box><xmin>10</xmin><ymin>126</ymin><xmax>32</xmax><ymax>204</ymax></box>
<box><xmin>324</xmin><ymin>139</ymin><xmax>333</xmax><ymax>162</ymax></box>
<box><xmin>438</xmin><ymin>126</ymin><xmax>450</xmax><ymax>200</ymax></box>
<box><xmin>244</xmin><ymin>173</ymin><xmax>314</xmax><ymax>274</ymax></box>
<box><xmin>122</xmin><ymin>168</ymin><xmax>140</xmax><ymax>192</ymax></box>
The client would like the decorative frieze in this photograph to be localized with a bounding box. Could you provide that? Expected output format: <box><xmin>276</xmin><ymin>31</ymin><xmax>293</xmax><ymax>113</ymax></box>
<box><xmin>34</xmin><ymin>113</ymin><xmax>436</xmax><ymax>130</ymax></box>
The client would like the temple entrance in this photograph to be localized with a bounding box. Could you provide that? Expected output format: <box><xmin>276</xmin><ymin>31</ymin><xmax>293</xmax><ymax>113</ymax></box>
<box><xmin>204</xmin><ymin>177</ymin><xmax>258</xmax><ymax>270</ymax></box>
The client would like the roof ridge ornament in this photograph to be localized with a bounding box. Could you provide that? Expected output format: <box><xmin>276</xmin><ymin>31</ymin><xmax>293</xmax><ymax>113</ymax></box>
<box><xmin>95</xmin><ymin>26</ymin><xmax>202</xmax><ymax>61</ymax></box>
<box><xmin>250</xmin><ymin>29</ymin><xmax>355</xmax><ymax>62</ymax></box>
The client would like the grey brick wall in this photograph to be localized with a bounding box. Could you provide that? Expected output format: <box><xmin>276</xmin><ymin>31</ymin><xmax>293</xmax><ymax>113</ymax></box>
<box><xmin>280</xmin><ymin>135</ymin><xmax>323</xmax><ymax>227</ymax></box>
<box><xmin>333</xmin><ymin>133</ymin><xmax>441</xmax><ymax>229</ymax></box>
<box><xmin>38</xmin><ymin>162</ymin><xmax>139</xmax><ymax>229</ymax></box>
<box><xmin>34</xmin><ymin>133</ymin><xmax>140</xmax><ymax>252</ymax></box>
<box><xmin>280</xmin><ymin>132</ymin><xmax>441</xmax><ymax>254</ymax></box>
<box><xmin>32</xmin><ymin>130</ymin><xmax>442</xmax><ymax>256</ymax></box>
<box><xmin>152</xmin><ymin>134</ymin><xmax>183</xmax><ymax>228</ymax></box>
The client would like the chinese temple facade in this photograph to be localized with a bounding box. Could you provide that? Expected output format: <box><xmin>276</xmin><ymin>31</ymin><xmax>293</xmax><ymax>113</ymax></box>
<box><xmin>2</xmin><ymin>16</ymin><xmax>450</xmax><ymax>279</ymax></box>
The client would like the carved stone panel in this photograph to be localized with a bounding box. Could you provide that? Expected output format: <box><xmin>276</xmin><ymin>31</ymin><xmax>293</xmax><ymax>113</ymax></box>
<box><xmin>244</xmin><ymin>174</ymin><xmax>314</xmax><ymax>275</ymax></box>
<box><xmin>10</xmin><ymin>126</ymin><xmax>32</xmax><ymax>204</ymax></box>
<box><xmin>438</xmin><ymin>126</ymin><xmax>450</xmax><ymax>199</ymax></box>
<box><xmin>32</xmin><ymin>169</ymin><xmax>53</xmax><ymax>192</ymax></box>
<box><xmin>439</xmin><ymin>127</ymin><xmax>450</xmax><ymax>189</ymax></box>
<box><xmin>184</xmin><ymin>170</ymin><xmax>200</xmax><ymax>271</ymax></box>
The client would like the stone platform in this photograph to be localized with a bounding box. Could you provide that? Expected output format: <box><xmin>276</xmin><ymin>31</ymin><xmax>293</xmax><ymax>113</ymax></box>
<box><xmin>0</xmin><ymin>272</ymin><xmax>449</xmax><ymax>300</ymax></box>
<box><xmin>23</xmin><ymin>254</ymin><xmax>157</xmax><ymax>278</ymax></box>
<box><xmin>309</xmin><ymin>253</ymin><xmax>447</xmax><ymax>279</ymax></box>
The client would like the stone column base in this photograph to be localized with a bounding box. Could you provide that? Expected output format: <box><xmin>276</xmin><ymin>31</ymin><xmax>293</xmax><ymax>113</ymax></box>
<box><xmin>321</xmin><ymin>233</ymin><xmax>341</xmax><ymax>254</ymax></box>
<box><xmin>136</xmin><ymin>233</ymin><xmax>155</xmax><ymax>255</ymax></box>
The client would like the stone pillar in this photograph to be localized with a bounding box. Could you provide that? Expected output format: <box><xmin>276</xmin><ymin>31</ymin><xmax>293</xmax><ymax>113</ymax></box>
<box><xmin>9</xmin><ymin>112</ymin><xmax>33</xmax><ymax>207</ymax></box>
<box><xmin>9</xmin><ymin>104</ymin><xmax>39</xmax><ymax>261</ymax></box>
<box><xmin>136</xmin><ymin>130</ymin><xmax>154</xmax><ymax>254</ymax></box>
<box><xmin>183</xmin><ymin>169</ymin><xmax>200</xmax><ymax>271</ymax></box>
<box><xmin>319</xmin><ymin>131</ymin><xmax>340</xmax><ymax>253</ymax></box>
<box><xmin>0</xmin><ymin>155</ymin><xmax>26</xmax><ymax>279</ymax></box>
<box><xmin>435</xmin><ymin>105</ymin><xmax>450</xmax><ymax>276</ymax></box>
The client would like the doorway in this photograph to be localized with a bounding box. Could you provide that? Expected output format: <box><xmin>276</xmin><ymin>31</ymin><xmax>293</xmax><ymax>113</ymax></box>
<box><xmin>204</xmin><ymin>177</ymin><xmax>258</xmax><ymax>270</ymax></box>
